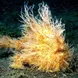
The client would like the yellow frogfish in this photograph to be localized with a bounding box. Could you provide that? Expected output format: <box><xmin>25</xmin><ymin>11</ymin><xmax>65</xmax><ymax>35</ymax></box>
<box><xmin>0</xmin><ymin>3</ymin><xmax>72</xmax><ymax>72</ymax></box>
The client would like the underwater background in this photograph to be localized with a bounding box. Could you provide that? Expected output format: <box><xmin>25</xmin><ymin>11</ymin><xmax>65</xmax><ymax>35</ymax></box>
<box><xmin>0</xmin><ymin>0</ymin><xmax>78</xmax><ymax>78</ymax></box>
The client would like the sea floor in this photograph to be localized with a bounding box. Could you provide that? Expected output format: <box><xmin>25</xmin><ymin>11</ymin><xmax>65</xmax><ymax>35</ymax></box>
<box><xmin>0</xmin><ymin>49</ymin><xmax>78</xmax><ymax>78</ymax></box>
